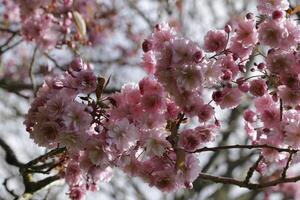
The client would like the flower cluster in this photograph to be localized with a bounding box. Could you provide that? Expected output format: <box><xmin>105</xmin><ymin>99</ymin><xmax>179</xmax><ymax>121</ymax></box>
<box><xmin>2</xmin><ymin>0</ymin><xmax>117</xmax><ymax>50</ymax></box>
<box><xmin>242</xmin><ymin>1</ymin><xmax>300</xmax><ymax>175</ymax></box>
<box><xmin>24</xmin><ymin>0</ymin><xmax>300</xmax><ymax>199</ymax></box>
<box><xmin>25</xmin><ymin>56</ymin><xmax>218</xmax><ymax>199</ymax></box>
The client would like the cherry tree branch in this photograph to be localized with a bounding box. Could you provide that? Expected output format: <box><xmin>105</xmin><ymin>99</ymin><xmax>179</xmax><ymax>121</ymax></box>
<box><xmin>197</xmin><ymin>172</ymin><xmax>300</xmax><ymax>190</ymax></box>
<box><xmin>191</xmin><ymin>144</ymin><xmax>298</xmax><ymax>154</ymax></box>
<box><xmin>0</xmin><ymin>137</ymin><xmax>24</xmax><ymax>167</ymax></box>
<box><xmin>244</xmin><ymin>155</ymin><xmax>263</xmax><ymax>184</ymax></box>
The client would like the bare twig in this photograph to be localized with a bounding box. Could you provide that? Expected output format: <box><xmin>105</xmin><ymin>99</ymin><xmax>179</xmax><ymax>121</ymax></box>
<box><xmin>281</xmin><ymin>152</ymin><xmax>295</xmax><ymax>179</ymax></box>
<box><xmin>44</xmin><ymin>53</ymin><xmax>66</xmax><ymax>71</ymax></box>
<box><xmin>244</xmin><ymin>155</ymin><xmax>263</xmax><ymax>183</ymax></box>
<box><xmin>3</xmin><ymin>178</ymin><xmax>18</xmax><ymax>198</ymax></box>
<box><xmin>29</xmin><ymin>47</ymin><xmax>38</xmax><ymax>94</ymax></box>
<box><xmin>191</xmin><ymin>144</ymin><xmax>298</xmax><ymax>154</ymax></box>
<box><xmin>24</xmin><ymin>147</ymin><xmax>66</xmax><ymax>168</ymax></box>
<box><xmin>0</xmin><ymin>137</ymin><xmax>23</xmax><ymax>167</ymax></box>
<box><xmin>197</xmin><ymin>172</ymin><xmax>300</xmax><ymax>190</ymax></box>
<box><xmin>127</xmin><ymin>0</ymin><xmax>153</xmax><ymax>28</ymax></box>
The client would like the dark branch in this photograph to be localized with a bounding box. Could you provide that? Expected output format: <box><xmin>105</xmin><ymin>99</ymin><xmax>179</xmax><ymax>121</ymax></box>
<box><xmin>244</xmin><ymin>155</ymin><xmax>263</xmax><ymax>183</ymax></box>
<box><xmin>191</xmin><ymin>144</ymin><xmax>298</xmax><ymax>154</ymax></box>
<box><xmin>0</xmin><ymin>137</ymin><xmax>23</xmax><ymax>167</ymax></box>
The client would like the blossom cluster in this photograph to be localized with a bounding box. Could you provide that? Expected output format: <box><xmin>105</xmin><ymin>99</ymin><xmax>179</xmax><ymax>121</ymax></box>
<box><xmin>24</xmin><ymin>56</ymin><xmax>217</xmax><ymax>199</ymax></box>
<box><xmin>242</xmin><ymin>0</ymin><xmax>300</xmax><ymax>175</ymax></box>
<box><xmin>24</xmin><ymin>0</ymin><xmax>300</xmax><ymax>199</ymax></box>
<box><xmin>2</xmin><ymin>0</ymin><xmax>117</xmax><ymax>50</ymax></box>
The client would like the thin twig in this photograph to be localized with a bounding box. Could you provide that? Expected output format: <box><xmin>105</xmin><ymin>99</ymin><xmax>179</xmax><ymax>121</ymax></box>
<box><xmin>0</xmin><ymin>137</ymin><xmax>23</xmax><ymax>167</ymax></box>
<box><xmin>198</xmin><ymin>172</ymin><xmax>300</xmax><ymax>190</ymax></box>
<box><xmin>244</xmin><ymin>155</ymin><xmax>263</xmax><ymax>183</ymax></box>
<box><xmin>191</xmin><ymin>144</ymin><xmax>298</xmax><ymax>154</ymax></box>
<box><xmin>0</xmin><ymin>39</ymin><xmax>23</xmax><ymax>54</ymax></box>
<box><xmin>281</xmin><ymin>152</ymin><xmax>295</xmax><ymax>179</ymax></box>
<box><xmin>127</xmin><ymin>0</ymin><xmax>153</xmax><ymax>28</ymax></box>
<box><xmin>44</xmin><ymin>53</ymin><xmax>66</xmax><ymax>71</ymax></box>
<box><xmin>3</xmin><ymin>178</ymin><xmax>18</xmax><ymax>198</ymax></box>
<box><xmin>24</xmin><ymin>147</ymin><xmax>66</xmax><ymax>168</ymax></box>
<box><xmin>28</xmin><ymin>46</ymin><xmax>38</xmax><ymax>96</ymax></box>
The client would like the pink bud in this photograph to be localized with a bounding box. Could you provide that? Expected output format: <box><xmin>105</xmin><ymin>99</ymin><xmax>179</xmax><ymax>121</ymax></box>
<box><xmin>224</xmin><ymin>24</ymin><xmax>232</xmax><ymax>33</ymax></box>
<box><xmin>192</xmin><ymin>50</ymin><xmax>204</xmax><ymax>63</ymax></box>
<box><xmin>232</xmin><ymin>53</ymin><xmax>239</xmax><ymax>61</ymax></box>
<box><xmin>142</xmin><ymin>39</ymin><xmax>152</xmax><ymax>52</ymax></box>
<box><xmin>249</xmin><ymin>79</ymin><xmax>267</xmax><ymax>97</ymax></box>
<box><xmin>272</xmin><ymin>10</ymin><xmax>284</xmax><ymax>20</ymax></box>
<box><xmin>70</xmin><ymin>58</ymin><xmax>83</xmax><ymax>72</ymax></box>
<box><xmin>222</xmin><ymin>69</ymin><xmax>232</xmax><ymax>81</ymax></box>
<box><xmin>243</xmin><ymin>109</ymin><xmax>257</xmax><ymax>123</ymax></box>
<box><xmin>257</xmin><ymin>63</ymin><xmax>265</xmax><ymax>70</ymax></box>
<box><xmin>246</xmin><ymin>12</ymin><xmax>254</xmax><ymax>20</ymax></box>
<box><xmin>239</xmin><ymin>82</ymin><xmax>250</xmax><ymax>93</ymax></box>
<box><xmin>212</xmin><ymin>91</ymin><xmax>223</xmax><ymax>102</ymax></box>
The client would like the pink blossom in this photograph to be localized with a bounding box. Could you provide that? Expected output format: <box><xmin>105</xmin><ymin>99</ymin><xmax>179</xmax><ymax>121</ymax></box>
<box><xmin>31</xmin><ymin>121</ymin><xmax>59</xmax><ymax>147</ymax></box>
<box><xmin>261</xmin><ymin>108</ymin><xmax>280</xmax><ymax>128</ymax></box>
<box><xmin>88</xmin><ymin>166</ymin><xmax>113</xmax><ymax>183</ymax></box>
<box><xmin>283</xmin><ymin>110</ymin><xmax>300</xmax><ymax>148</ymax></box>
<box><xmin>218</xmin><ymin>54</ymin><xmax>239</xmax><ymax>79</ymax></box>
<box><xmin>229</xmin><ymin>36</ymin><xmax>254</xmax><ymax>59</ymax></box>
<box><xmin>115</xmin><ymin>83</ymin><xmax>141</xmax><ymax>106</ymax></box>
<box><xmin>216</xmin><ymin>87</ymin><xmax>242</xmax><ymax>109</ymax></box>
<box><xmin>258</xmin><ymin>19</ymin><xmax>287</xmax><ymax>48</ymax></box>
<box><xmin>68</xmin><ymin>70</ymin><xmax>97</xmax><ymax>94</ymax></box>
<box><xmin>177</xmin><ymin>154</ymin><xmax>201</xmax><ymax>188</ymax></box>
<box><xmin>165</xmin><ymin>101</ymin><xmax>180</xmax><ymax>120</ymax></box>
<box><xmin>280</xmin><ymin>19</ymin><xmax>300</xmax><ymax>50</ymax></box>
<box><xmin>266</xmin><ymin>50</ymin><xmax>296</xmax><ymax>74</ymax></box>
<box><xmin>257</xmin><ymin>0</ymin><xmax>289</xmax><ymax>15</ymax></box>
<box><xmin>245</xmin><ymin>122</ymin><xmax>257</xmax><ymax>141</ymax></box>
<box><xmin>204</xmin><ymin>30</ymin><xmax>228</xmax><ymax>52</ymax></box>
<box><xmin>69</xmin><ymin>185</ymin><xmax>86</xmax><ymax>200</ymax></box>
<box><xmin>198</xmin><ymin>104</ymin><xmax>214</xmax><ymax>122</ymax></box>
<box><xmin>249</xmin><ymin>79</ymin><xmax>267</xmax><ymax>97</ymax></box>
<box><xmin>178</xmin><ymin>129</ymin><xmax>202</xmax><ymax>152</ymax></box>
<box><xmin>194</xmin><ymin>125</ymin><xmax>217</xmax><ymax>143</ymax></box>
<box><xmin>155</xmin><ymin>45</ymin><xmax>173</xmax><ymax>70</ymax></box>
<box><xmin>254</xmin><ymin>94</ymin><xmax>278</xmax><ymax>113</ymax></box>
<box><xmin>170</xmin><ymin>38</ymin><xmax>200</xmax><ymax>65</ymax></box>
<box><xmin>141</xmin><ymin>93</ymin><xmax>166</xmax><ymax>112</ymax></box>
<box><xmin>17</xmin><ymin>0</ymin><xmax>51</xmax><ymax>19</ymax></box>
<box><xmin>175</xmin><ymin>64</ymin><xmax>203</xmax><ymax>91</ymax></box>
<box><xmin>151</xmin><ymin>169</ymin><xmax>179</xmax><ymax>192</ymax></box>
<box><xmin>65</xmin><ymin>161</ymin><xmax>81</xmax><ymax>185</ymax></box>
<box><xmin>202</xmin><ymin>60</ymin><xmax>222</xmax><ymax>86</ymax></box>
<box><xmin>63</xmin><ymin>103</ymin><xmax>92</xmax><ymax>131</ymax></box>
<box><xmin>107</xmin><ymin>118</ymin><xmax>138</xmax><ymax>152</ymax></box>
<box><xmin>58</xmin><ymin>131</ymin><xmax>82</xmax><ymax>150</ymax></box>
<box><xmin>45</xmin><ymin>93</ymin><xmax>68</xmax><ymax>119</ymax></box>
<box><xmin>21</xmin><ymin>12</ymin><xmax>59</xmax><ymax>50</ymax></box>
<box><xmin>280</xmin><ymin>73</ymin><xmax>300</xmax><ymax>90</ymax></box>
<box><xmin>2</xmin><ymin>0</ymin><xmax>20</xmax><ymax>23</ymax></box>
<box><xmin>140</xmin><ymin>129</ymin><xmax>172</xmax><ymax>157</ymax></box>
<box><xmin>243</xmin><ymin>109</ymin><xmax>257</xmax><ymax>123</ymax></box>
<box><xmin>139</xmin><ymin>77</ymin><xmax>164</xmax><ymax>96</ymax></box>
<box><xmin>142</xmin><ymin>51</ymin><xmax>156</xmax><ymax>74</ymax></box>
<box><xmin>278</xmin><ymin>86</ymin><xmax>300</xmax><ymax>106</ymax></box>
<box><xmin>138</xmin><ymin>112</ymin><xmax>166</xmax><ymax>129</ymax></box>
<box><xmin>85</xmin><ymin>145</ymin><xmax>110</xmax><ymax>167</ymax></box>
<box><xmin>234</xmin><ymin>18</ymin><xmax>258</xmax><ymax>48</ymax></box>
<box><xmin>150</xmin><ymin>23</ymin><xmax>176</xmax><ymax>50</ymax></box>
